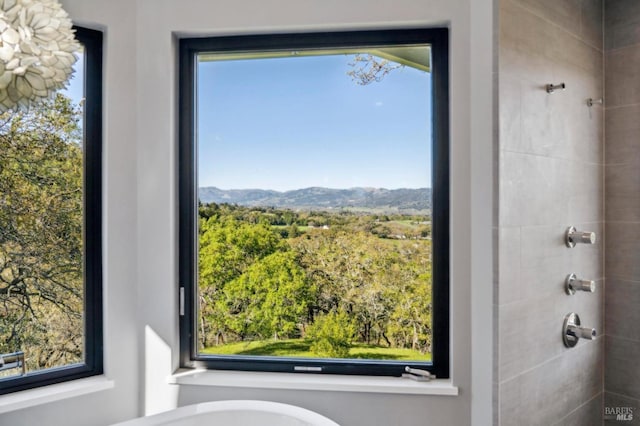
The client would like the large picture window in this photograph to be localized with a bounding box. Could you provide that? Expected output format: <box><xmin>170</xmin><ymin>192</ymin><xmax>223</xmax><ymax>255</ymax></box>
<box><xmin>179</xmin><ymin>29</ymin><xmax>449</xmax><ymax>378</ymax></box>
<box><xmin>0</xmin><ymin>27</ymin><xmax>103</xmax><ymax>394</ymax></box>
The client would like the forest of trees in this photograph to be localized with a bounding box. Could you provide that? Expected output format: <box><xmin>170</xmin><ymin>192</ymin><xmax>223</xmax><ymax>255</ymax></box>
<box><xmin>198</xmin><ymin>203</ymin><xmax>433</xmax><ymax>358</ymax></box>
<box><xmin>0</xmin><ymin>95</ymin><xmax>84</xmax><ymax>374</ymax></box>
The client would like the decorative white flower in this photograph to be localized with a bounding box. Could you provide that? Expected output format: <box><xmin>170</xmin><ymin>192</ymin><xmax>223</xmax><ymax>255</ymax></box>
<box><xmin>0</xmin><ymin>0</ymin><xmax>80</xmax><ymax>111</ymax></box>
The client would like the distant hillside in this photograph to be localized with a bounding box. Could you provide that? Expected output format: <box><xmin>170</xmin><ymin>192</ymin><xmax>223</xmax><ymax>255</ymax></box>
<box><xmin>198</xmin><ymin>187</ymin><xmax>431</xmax><ymax>212</ymax></box>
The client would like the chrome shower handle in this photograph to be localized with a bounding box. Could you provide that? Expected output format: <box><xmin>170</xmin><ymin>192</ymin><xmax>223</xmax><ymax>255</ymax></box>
<box><xmin>563</xmin><ymin>313</ymin><xmax>596</xmax><ymax>348</ymax></box>
<box><xmin>565</xmin><ymin>226</ymin><xmax>596</xmax><ymax>247</ymax></box>
<box><xmin>567</xmin><ymin>324</ymin><xmax>596</xmax><ymax>340</ymax></box>
<box><xmin>565</xmin><ymin>274</ymin><xmax>595</xmax><ymax>295</ymax></box>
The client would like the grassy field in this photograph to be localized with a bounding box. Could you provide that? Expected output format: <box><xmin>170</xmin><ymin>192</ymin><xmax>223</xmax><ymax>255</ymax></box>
<box><xmin>201</xmin><ymin>339</ymin><xmax>431</xmax><ymax>361</ymax></box>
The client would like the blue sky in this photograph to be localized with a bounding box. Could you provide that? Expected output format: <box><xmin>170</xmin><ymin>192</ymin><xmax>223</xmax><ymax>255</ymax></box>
<box><xmin>61</xmin><ymin>51</ymin><xmax>84</xmax><ymax>108</ymax></box>
<box><xmin>197</xmin><ymin>53</ymin><xmax>432</xmax><ymax>191</ymax></box>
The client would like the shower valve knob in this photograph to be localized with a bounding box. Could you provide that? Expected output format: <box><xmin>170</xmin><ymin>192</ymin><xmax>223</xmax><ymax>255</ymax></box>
<box><xmin>563</xmin><ymin>313</ymin><xmax>596</xmax><ymax>348</ymax></box>
<box><xmin>565</xmin><ymin>226</ymin><xmax>596</xmax><ymax>248</ymax></box>
<box><xmin>565</xmin><ymin>274</ymin><xmax>595</xmax><ymax>295</ymax></box>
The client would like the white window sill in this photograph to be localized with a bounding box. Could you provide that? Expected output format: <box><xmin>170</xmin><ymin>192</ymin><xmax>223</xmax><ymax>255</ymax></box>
<box><xmin>169</xmin><ymin>369</ymin><xmax>459</xmax><ymax>396</ymax></box>
<box><xmin>0</xmin><ymin>376</ymin><xmax>114</xmax><ymax>414</ymax></box>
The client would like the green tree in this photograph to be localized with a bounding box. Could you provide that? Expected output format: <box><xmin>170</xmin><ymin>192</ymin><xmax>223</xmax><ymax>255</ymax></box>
<box><xmin>199</xmin><ymin>216</ymin><xmax>283</xmax><ymax>289</ymax></box>
<box><xmin>287</xmin><ymin>223</ymin><xmax>300</xmax><ymax>238</ymax></box>
<box><xmin>292</xmin><ymin>227</ymin><xmax>432</xmax><ymax>351</ymax></box>
<box><xmin>388</xmin><ymin>271</ymin><xmax>432</xmax><ymax>353</ymax></box>
<box><xmin>306</xmin><ymin>309</ymin><xmax>355</xmax><ymax>358</ymax></box>
<box><xmin>217</xmin><ymin>251</ymin><xmax>313</xmax><ymax>340</ymax></box>
<box><xmin>0</xmin><ymin>94</ymin><xmax>84</xmax><ymax>371</ymax></box>
<box><xmin>198</xmin><ymin>215</ymin><xmax>285</xmax><ymax>346</ymax></box>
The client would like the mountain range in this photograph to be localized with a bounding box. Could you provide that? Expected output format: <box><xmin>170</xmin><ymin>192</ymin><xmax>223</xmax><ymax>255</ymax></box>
<box><xmin>198</xmin><ymin>186</ymin><xmax>431</xmax><ymax>212</ymax></box>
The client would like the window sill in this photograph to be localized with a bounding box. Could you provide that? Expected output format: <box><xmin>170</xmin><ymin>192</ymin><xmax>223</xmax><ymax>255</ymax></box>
<box><xmin>169</xmin><ymin>369</ymin><xmax>459</xmax><ymax>396</ymax></box>
<box><xmin>0</xmin><ymin>376</ymin><xmax>114</xmax><ymax>414</ymax></box>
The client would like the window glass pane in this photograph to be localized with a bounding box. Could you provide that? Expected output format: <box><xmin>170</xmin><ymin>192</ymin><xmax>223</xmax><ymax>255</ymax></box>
<box><xmin>0</xmin><ymin>48</ymin><xmax>86</xmax><ymax>377</ymax></box>
<box><xmin>195</xmin><ymin>45</ymin><xmax>433</xmax><ymax>362</ymax></box>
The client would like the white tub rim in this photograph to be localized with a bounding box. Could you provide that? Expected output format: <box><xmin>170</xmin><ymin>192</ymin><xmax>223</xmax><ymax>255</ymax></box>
<box><xmin>111</xmin><ymin>399</ymin><xmax>340</xmax><ymax>426</ymax></box>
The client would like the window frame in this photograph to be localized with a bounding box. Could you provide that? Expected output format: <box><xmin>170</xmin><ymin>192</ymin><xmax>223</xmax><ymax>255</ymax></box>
<box><xmin>179</xmin><ymin>28</ymin><xmax>449</xmax><ymax>379</ymax></box>
<box><xmin>0</xmin><ymin>26</ymin><xmax>104</xmax><ymax>395</ymax></box>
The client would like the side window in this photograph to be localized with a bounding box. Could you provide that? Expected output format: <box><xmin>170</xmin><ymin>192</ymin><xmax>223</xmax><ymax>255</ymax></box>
<box><xmin>0</xmin><ymin>27</ymin><xmax>103</xmax><ymax>394</ymax></box>
<box><xmin>179</xmin><ymin>29</ymin><xmax>449</xmax><ymax>378</ymax></box>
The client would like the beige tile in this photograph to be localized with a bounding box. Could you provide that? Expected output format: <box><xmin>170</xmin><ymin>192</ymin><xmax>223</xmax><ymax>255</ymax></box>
<box><xmin>581</xmin><ymin>0</ymin><xmax>603</xmax><ymax>51</ymax></box>
<box><xmin>605</xmin><ymin>194</ymin><xmax>640</xmax><ymax>223</ymax></box>
<box><xmin>568</xmin><ymin>100</ymin><xmax>603</xmax><ymax>166</ymax></box>
<box><xmin>605</xmin><ymin>0</ymin><xmax>640</xmax><ymax>51</ymax></box>
<box><xmin>605</xmin><ymin>45</ymin><xmax>640</xmax><ymax>107</ymax></box>
<box><xmin>605</xmin><ymin>194</ymin><xmax>640</xmax><ymax>222</ymax></box>
<box><xmin>500</xmin><ymin>152</ymin><xmax>603</xmax><ymax>230</ymax></box>
<box><xmin>500</xmin><ymin>152</ymin><xmax>570</xmax><ymax>227</ymax></box>
<box><xmin>499</xmin><ymin>294</ymin><xmax>559</xmax><ymax>382</ymax></box>
<box><xmin>518</xmin><ymin>79</ymin><xmax>572</xmax><ymax>158</ymax></box>
<box><xmin>498</xmin><ymin>227</ymin><xmax>522</xmax><ymax>305</ymax></box>
<box><xmin>551</xmin><ymin>25</ymin><xmax>603</xmax><ymax>78</ymax></box>
<box><xmin>606</xmin><ymin>198</ymin><xmax>635</xmax><ymax>227</ymax></box>
<box><xmin>517</xmin><ymin>257</ymin><xmax>568</xmax><ymax>292</ymax></box>
<box><xmin>501</xmin><ymin>2</ymin><xmax>602</xmax><ymax>90</ymax></box>
<box><xmin>605</xmin><ymin>278</ymin><xmax>640</xmax><ymax>342</ymax></box>
<box><xmin>605</xmin><ymin>105</ymin><xmax>640</xmax><ymax>166</ymax></box>
<box><xmin>569</xmin><ymin>163</ymin><xmax>604</xmax><ymax>224</ymax></box>
<box><xmin>499</xmin><ymin>74</ymin><xmax>522</xmax><ymax>153</ymax></box>
<box><xmin>512</xmin><ymin>0</ymin><xmax>582</xmax><ymax>40</ymax></box>
<box><xmin>517</xmin><ymin>225</ymin><xmax>567</xmax><ymax>263</ymax></box>
<box><xmin>554</xmin><ymin>393</ymin><xmax>603</xmax><ymax>426</ymax></box>
<box><xmin>516</xmin><ymin>66</ymin><xmax>603</xmax><ymax>162</ymax></box>
<box><xmin>605</xmin><ymin>222</ymin><xmax>640</xmax><ymax>282</ymax></box>
<box><xmin>606</xmin><ymin>163</ymin><xmax>640</xmax><ymax>194</ymax></box>
<box><xmin>500</xmin><ymin>5</ymin><xmax>603</xmax><ymax>162</ymax></box>
<box><xmin>499</xmin><ymin>0</ymin><xmax>558</xmax><ymax>83</ymax></box>
<box><xmin>605</xmin><ymin>336</ymin><xmax>640</xmax><ymax>400</ymax></box>
<box><xmin>606</xmin><ymin>162</ymin><xmax>640</xmax><ymax>223</ymax></box>
<box><xmin>500</xmin><ymin>340</ymin><xmax>603</xmax><ymax>426</ymax></box>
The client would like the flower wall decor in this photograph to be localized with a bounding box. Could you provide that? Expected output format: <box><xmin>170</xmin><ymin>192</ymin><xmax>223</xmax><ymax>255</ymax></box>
<box><xmin>0</xmin><ymin>0</ymin><xmax>80</xmax><ymax>111</ymax></box>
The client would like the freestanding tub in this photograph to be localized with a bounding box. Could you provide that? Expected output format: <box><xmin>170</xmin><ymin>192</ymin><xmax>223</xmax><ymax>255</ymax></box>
<box><xmin>110</xmin><ymin>400</ymin><xmax>341</xmax><ymax>426</ymax></box>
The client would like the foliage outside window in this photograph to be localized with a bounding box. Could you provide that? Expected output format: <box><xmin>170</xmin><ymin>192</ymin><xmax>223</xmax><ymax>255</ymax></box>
<box><xmin>180</xmin><ymin>29</ymin><xmax>449</xmax><ymax>378</ymax></box>
<box><xmin>0</xmin><ymin>27</ymin><xmax>102</xmax><ymax>394</ymax></box>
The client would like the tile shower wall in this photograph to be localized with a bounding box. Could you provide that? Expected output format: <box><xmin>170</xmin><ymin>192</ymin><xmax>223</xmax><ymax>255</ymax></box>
<box><xmin>497</xmin><ymin>0</ymin><xmax>604</xmax><ymax>425</ymax></box>
<box><xmin>604</xmin><ymin>1</ymin><xmax>640</xmax><ymax>423</ymax></box>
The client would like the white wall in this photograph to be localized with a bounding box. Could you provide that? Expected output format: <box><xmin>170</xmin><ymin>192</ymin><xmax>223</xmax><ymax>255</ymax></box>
<box><xmin>0</xmin><ymin>1</ymin><xmax>494</xmax><ymax>425</ymax></box>
<box><xmin>0</xmin><ymin>1</ymin><xmax>141</xmax><ymax>425</ymax></box>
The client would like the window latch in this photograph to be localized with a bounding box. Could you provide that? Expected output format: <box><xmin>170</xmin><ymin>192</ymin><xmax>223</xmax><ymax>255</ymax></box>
<box><xmin>402</xmin><ymin>366</ymin><xmax>435</xmax><ymax>382</ymax></box>
<box><xmin>0</xmin><ymin>351</ymin><xmax>25</xmax><ymax>375</ymax></box>
<box><xmin>179</xmin><ymin>287</ymin><xmax>185</xmax><ymax>316</ymax></box>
